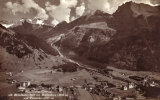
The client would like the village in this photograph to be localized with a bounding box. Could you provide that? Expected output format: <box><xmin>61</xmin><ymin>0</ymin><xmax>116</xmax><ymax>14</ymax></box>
<box><xmin>2</xmin><ymin>66</ymin><xmax>160</xmax><ymax>100</ymax></box>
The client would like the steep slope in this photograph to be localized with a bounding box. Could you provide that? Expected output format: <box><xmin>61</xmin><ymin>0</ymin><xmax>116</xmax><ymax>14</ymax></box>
<box><xmin>0</xmin><ymin>24</ymin><xmax>64</xmax><ymax>72</ymax></box>
<box><xmin>55</xmin><ymin>2</ymin><xmax>160</xmax><ymax>72</ymax></box>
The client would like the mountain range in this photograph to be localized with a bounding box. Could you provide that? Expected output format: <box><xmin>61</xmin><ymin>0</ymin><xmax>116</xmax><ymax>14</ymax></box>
<box><xmin>54</xmin><ymin>1</ymin><xmax>160</xmax><ymax>71</ymax></box>
<box><xmin>0</xmin><ymin>1</ymin><xmax>160</xmax><ymax>72</ymax></box>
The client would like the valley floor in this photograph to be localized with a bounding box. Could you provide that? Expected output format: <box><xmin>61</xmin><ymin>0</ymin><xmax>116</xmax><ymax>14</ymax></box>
<box><xmin>0</xmin><ymin>65</ymin><xmax>160</xmax><ymax>100</ymax></box>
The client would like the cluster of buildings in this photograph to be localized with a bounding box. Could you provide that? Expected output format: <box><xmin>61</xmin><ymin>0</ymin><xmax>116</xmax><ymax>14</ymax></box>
<box><xmin>121</xmin><ymin>82</ymin><xmax>136</xmax><ymax>91</ymax></box>
<box><xmin>5</xmin><ymin>70</ymin><xmax>160</xmax><ymax>100</ymax></box>
<box><xmin>142</xmin><ymin>77</ymin><xmax>159</xmax><ymax>87</ymax></box>
<box><xmin>82</xmin><ymin>81</ymin><xmax>136</xmax><ymax>98</ymax></box>
<box><xmin>17</xmin><ymin>81</ymin><xmax>31</xmax><ymax>92</ymax></box>
<box><xmin>81</xmin><ymin>76</ymin><xmax>160</xmax><ymax>100</ymax></box>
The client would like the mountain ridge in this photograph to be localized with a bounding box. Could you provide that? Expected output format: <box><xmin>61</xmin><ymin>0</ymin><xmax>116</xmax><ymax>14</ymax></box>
<box><xmin>1</xmin><ymin>2</ymin><xmax>160</xmax><ymax>72</ymax></box>
<box><xmin>53</xmin><ymin>2</ymin><xmax>160</xmax><ymax>72</ymax></box>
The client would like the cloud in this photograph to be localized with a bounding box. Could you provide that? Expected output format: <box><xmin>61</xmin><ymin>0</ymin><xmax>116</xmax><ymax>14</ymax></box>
<box><xmin>76</xmin><ymin>3</ymin><xmax>85</xmax><ymax>16</ymax></box>
<box><xmin>51</xmin><ymin>19</ymin><xmax>59</xmax><ymax>26</ymax></box>
<box><xmin>150</xmin><ymin>0</ymin><xmax>160</xmax><ymax>5</ymax></box>
<box><xmin>60</xmin><ymin>0</ymin><xmax>78</xmax><ymax>7</ymax></box>
<box><xmin>45</xmin><ymin>0</ymin><xmax>78</xmax><ymax>23</ymax></box>
<box><xmin>2</xmin><ymin>23</ymin><xmax>14</xmax><ymax>28</ymax></box>
<box><xmin>36</xmin><ymin>19</ymin><xmax>44</xmax><ymax>25</ymax></box>
<box><xmin>5</xmin><ymin>0</ymin><xmax>48</xmax><ymax>20</ymax></box>
<box><xmin>86</xmin><ymin>0</ymin><xmax>157</xmax><ymax>14</ymax></box>
<box><xmin>71</xmin><ymin>16</ymin><xmax>76</xmax><ymax>21</ymax></box>
<box><xmin>4</xmin><ymin>0</ymin><xmax>158</xmax><ymax>25</ymax></box>
<box><xmin>87</xmin><ymin>0</ymin><xmax>110</xmax><ymax>13</ymax></box>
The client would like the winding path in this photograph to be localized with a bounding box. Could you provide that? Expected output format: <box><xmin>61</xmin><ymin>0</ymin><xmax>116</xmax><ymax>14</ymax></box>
<box><xmin>51</xmin><ymin>44</ymin><xmax>96</xmax><ymax>71</ymax></box>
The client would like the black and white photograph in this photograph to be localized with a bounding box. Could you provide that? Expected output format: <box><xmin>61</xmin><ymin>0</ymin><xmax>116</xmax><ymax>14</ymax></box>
<box><xmin>0</xmin><ymin>0</ymin><xmax>160</xmax><ymax>100</ymax></box>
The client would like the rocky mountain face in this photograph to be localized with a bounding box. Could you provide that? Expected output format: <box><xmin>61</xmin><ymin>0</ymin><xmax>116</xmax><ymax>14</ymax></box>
<box><xmin>53</xmin><ymin>2</ymin><xmax>160</xmax><ymax>72</ymax></box>
<box><xmin>2</xmin><ymin>2</ymin><xmax>159</xmax><ymax>72</ymax></box>
<box><xmin>9</xmin><ymin>10</ymin><xmax>113</xmax><ymax>40</ymax></box>
<box><xmin>55</xmin><ymin>22</ymin><xmax>116</xmax><ymax>55</ymax></box>
<box><xmin>37</xmin><ymin>10</ymin><xmax>113</xmax><ymax>40</ymax></box>
<box><xmin>10</xmin><ymin>20</ymin><xmax>53</xmax><ymax>39</ymax></box>
<box><xmin>113</xmin><ymin>2</ymin><xmax>160</xmax><ymax>33</ymax></box>
<box><xmin>0</xmin><ymin>24</ymin><xmax>64</xmax><ymax>72</ymax></box>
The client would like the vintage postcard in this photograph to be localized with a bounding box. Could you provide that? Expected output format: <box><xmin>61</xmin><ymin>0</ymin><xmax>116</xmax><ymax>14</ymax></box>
<box><xmin>0</xmin><ymin>0</ymin><xmax>160</xmax><ymax>100</ymax></box>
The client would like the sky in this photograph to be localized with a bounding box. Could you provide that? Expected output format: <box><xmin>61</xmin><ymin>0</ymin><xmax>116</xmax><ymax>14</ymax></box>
<box><xmin>0</xmin><ymin>0</ymin><xmax>159</xmax><ymax>26</ymax></box>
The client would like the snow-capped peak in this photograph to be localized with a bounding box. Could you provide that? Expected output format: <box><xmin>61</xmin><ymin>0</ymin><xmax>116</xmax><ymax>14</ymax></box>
<box><xmin>20</xmin><ymin>18</ymin><xmax>25</xmax><ymax>22</ymax></box>
<box><xmin>28</xmin><ymin>19</ymin><xmax>32</xmax><ymax>23</ymax></box>
<box><xmin>2</xmin><ymin>23</ymin><xmax>14</xmax><ymax>28</ymax></box>
<box><xmin>36</xmin><ymin>19</ymin><xmax>44</xmax><ymax>25</ymax></box>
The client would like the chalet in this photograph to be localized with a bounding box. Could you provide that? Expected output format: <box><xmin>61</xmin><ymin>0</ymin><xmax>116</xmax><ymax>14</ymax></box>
<box><xmin>122</xmin><ymin>85</ymin><xmax>128</xmax><ymax>91</ymax></box>
<box><xmin>22</xmin><ymin>82</ymin><xmax>26</xmax><ymax>87</ymax></box>
<box><xmin>26</xmin><ymin>81</ymin><xmax>31</xmax><ymax>87</ymax></box>
<box><xmin>128</xmin><ymin>82</ymin><xmax>135</xmax><ymax>89</ymax></box>
<box><xmin>18</xmin><ymin>81</ymin><xmax>31</xmax><ymax>89</ymax></box>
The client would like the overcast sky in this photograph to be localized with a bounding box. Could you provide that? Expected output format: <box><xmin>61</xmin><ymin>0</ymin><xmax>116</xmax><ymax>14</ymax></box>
<box><xmin>0</xmin><ymin>0</ymin><xmax>159</xmax><ymax>25</ymax></box>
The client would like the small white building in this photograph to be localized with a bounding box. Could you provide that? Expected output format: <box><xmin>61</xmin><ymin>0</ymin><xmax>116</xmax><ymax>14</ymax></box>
<box><xmin>26</xmin><ymin>81</ymin><xmax>31</xmax><ymax>87</ymax></box>
<box><xmin>59</xmin><ymin>87</ymin><xmax>63</xmax><ymax>92</ymax></box>
<box><xmin>22</xmin><ymin>82</ymin><xmax>26</xmax><ymax>87</ymax></box>
<box><xmin>129</xmin><ymin>82</ymin><xmax>135</xmax><ymax>89</ymax></box>
<box><xmin>56</xmin><ymin>86</ymin><xmax>63</xmax><ymax>92</ymax></box>
<box><xmin>20</xmin><ymin>81</ymin><xmax>31</xmax><ymax>88</ymax></box>
<box><xmin>123</xmin><ymin>86</ymin><xmax>128</xmax><ymax>91</ymax></box>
